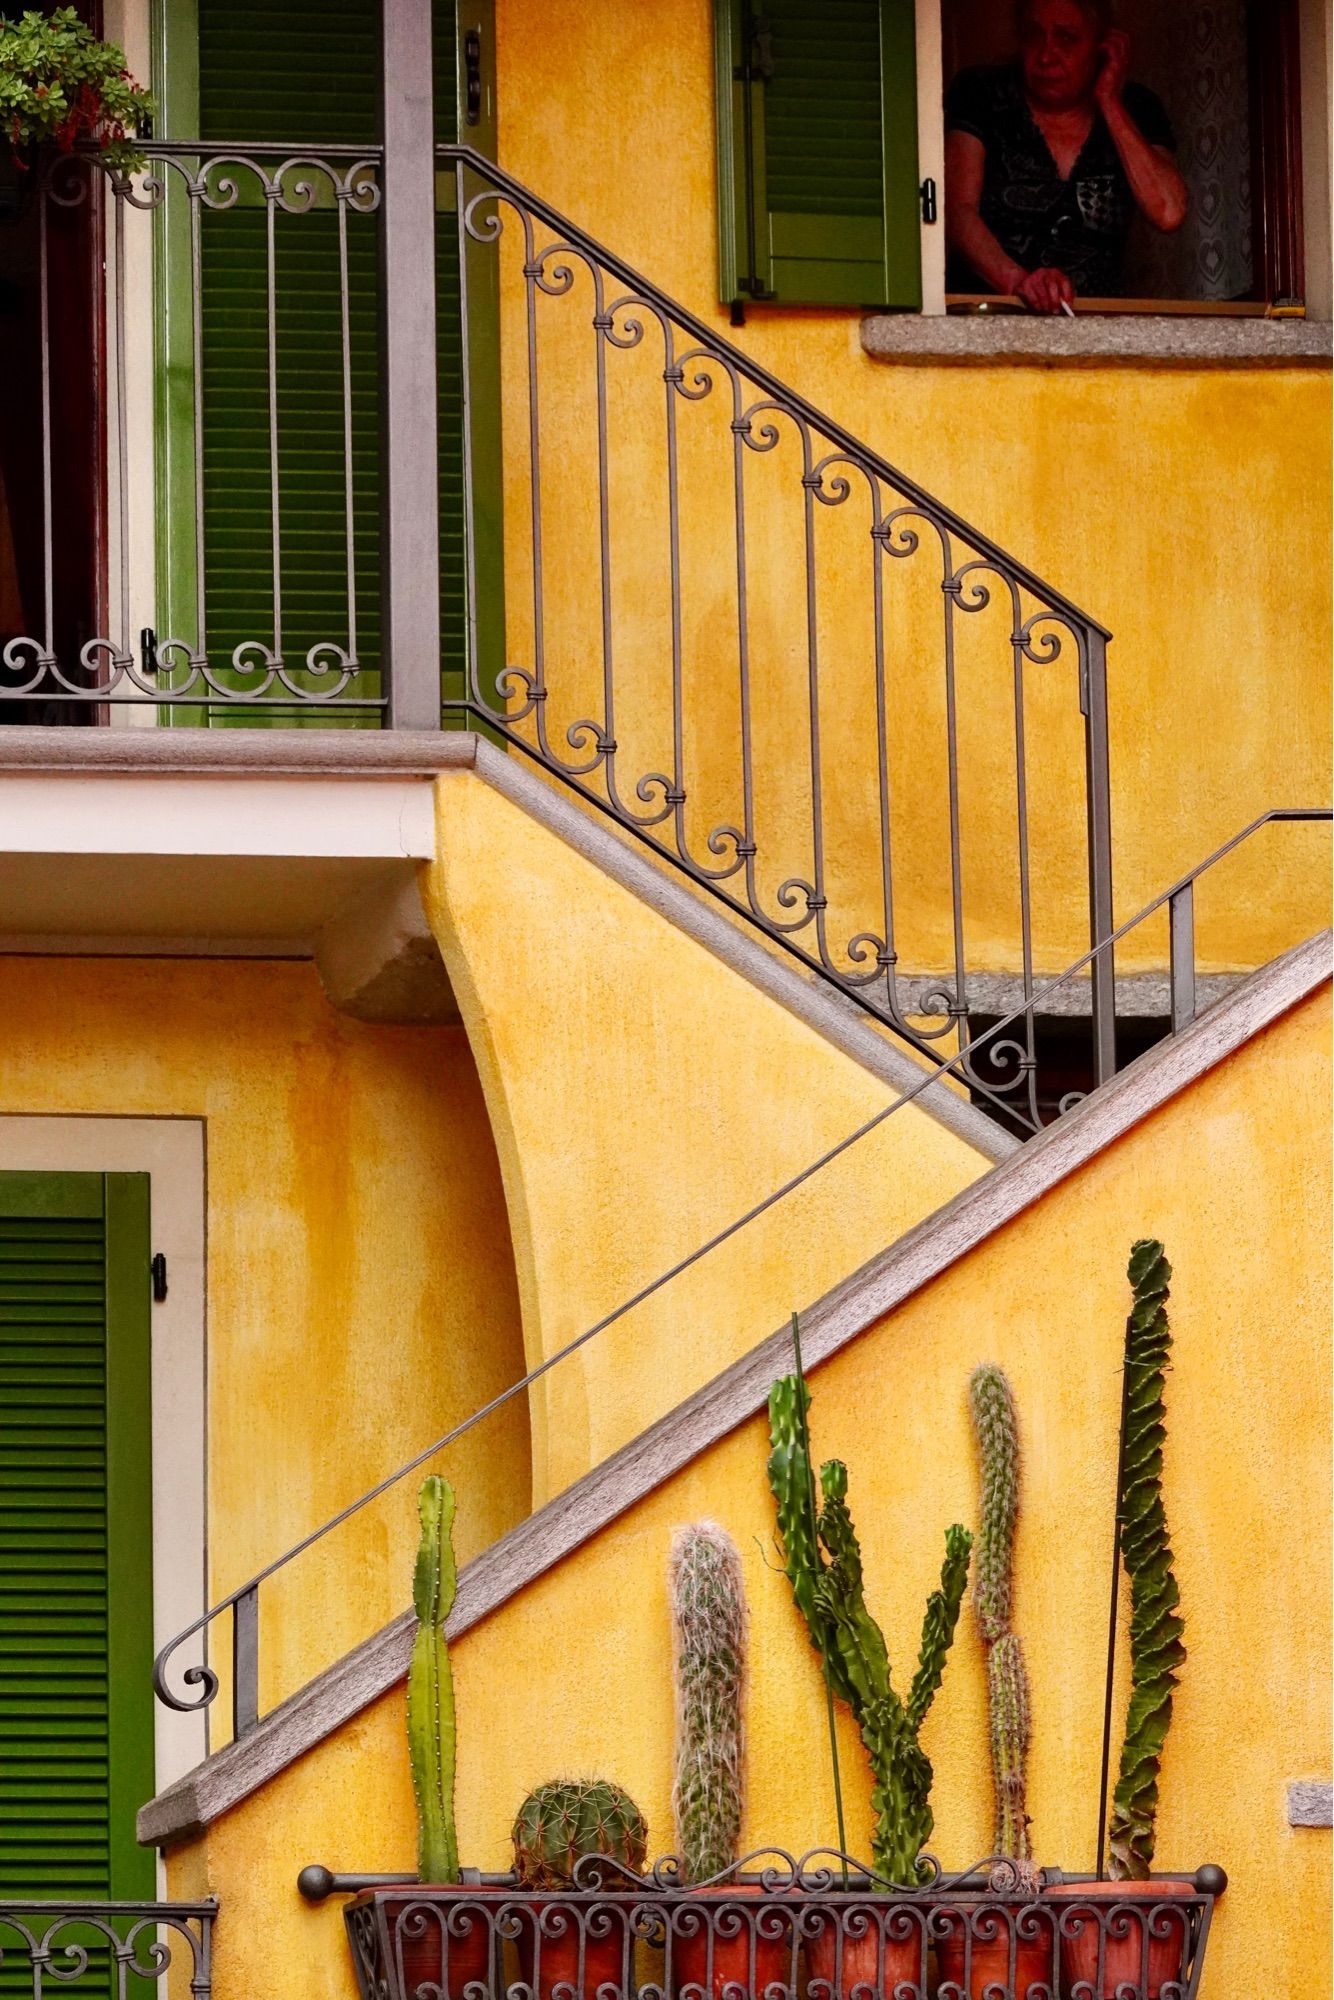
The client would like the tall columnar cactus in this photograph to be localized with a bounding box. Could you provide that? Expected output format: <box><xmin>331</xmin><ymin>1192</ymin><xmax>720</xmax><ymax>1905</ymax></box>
<box><xmin>670</xmin><ymin>1522</ymin><xmax>748</xmax><ymax>1883</ymax></box>
<box><xmin>968</xmin><ymin>1362</ymin><xmax>1034</xmax><ymax>1866</ymax></box>
<box><xmin>512</xmin><ymin>1779</ymin><xmax>648</xmax><ymax>1888</ymax></box>
<box><xmin>1108</xmin><ymin>1240</ymin><xmax>1186</xmax><ymax>1880</ymax></box>
<box><xmin>407</xmin><ymin>1475</ymin><xmax>460</xmax><ymax>1883</ymax></box>
<box><xmin>766</xmin><ymin>1374</ymin><xmax>972</xmax><ymax>1886</ymax></box>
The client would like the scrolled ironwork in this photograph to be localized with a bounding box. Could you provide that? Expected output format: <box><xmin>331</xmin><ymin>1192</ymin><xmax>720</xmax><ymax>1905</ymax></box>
<box><xmin>0</xmin><ymin>1903</ymin><xmax>214</xmax><ymax>1997</ymax></box>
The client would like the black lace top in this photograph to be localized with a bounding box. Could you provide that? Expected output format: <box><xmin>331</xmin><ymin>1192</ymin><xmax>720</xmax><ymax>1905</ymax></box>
<box><xmin>944</xmin><ymin>64</ymin><xmax>1175</xmax><ymax>297</ymax></box>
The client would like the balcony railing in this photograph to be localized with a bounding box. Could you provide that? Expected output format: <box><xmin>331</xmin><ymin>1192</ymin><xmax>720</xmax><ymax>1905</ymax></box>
<box><xmin>0</xmin><ymin>1901</ymin><xmax>214</xmax><ymax>1996</ymax></box>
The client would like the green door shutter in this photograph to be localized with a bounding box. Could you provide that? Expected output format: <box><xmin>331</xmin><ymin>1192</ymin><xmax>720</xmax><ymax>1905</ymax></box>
<box><xmin>187</xmin><ymin>0</ymin><xmax>480</xmax><ymax>724</ymax></box>
<box><xmin>715</xmin><ymin>0</ymin><xmax>921</xmax><ymax>309</ymax></box>
<box><xmin>0</xmin><ymin>1173</ymin><xmax>155</xmax><ymax>1904</ymax></box>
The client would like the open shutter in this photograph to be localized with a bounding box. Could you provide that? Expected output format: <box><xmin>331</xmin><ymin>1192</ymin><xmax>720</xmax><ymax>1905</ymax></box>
<box><xmin>715</xmin><ymin>0</ymin><xmax>921</xmax><ymax>309</ymax></box>
<box><xmin>0</xmin><ymin>1173</ymin><xmax>155</xmax><ymax>1907</ymax></box>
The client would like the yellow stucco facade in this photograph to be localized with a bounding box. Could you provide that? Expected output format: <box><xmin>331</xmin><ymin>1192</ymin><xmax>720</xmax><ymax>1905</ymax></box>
<box><xmin>160</xmin><ymin>977</ymin><xmax>1332</xmax><ymax>2000</ymax></box>
<box><xmin>487</xmin><ymin>0</ymin><xmax>1331</xmax><ymax>978</ymax></box>
<box><xmin>0</xmin><ymin>954</ymin><xmax>530</xmax><ymax>1726</ymax></box>
<box><xmin>423</xmin><ymin>768</ymin><xmax>996</xmax><ymax>1504</ymax></box>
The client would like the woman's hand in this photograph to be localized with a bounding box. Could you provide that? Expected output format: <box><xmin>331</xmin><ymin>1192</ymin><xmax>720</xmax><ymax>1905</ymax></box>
<box><xmin>1015</xmin><ymin>266</ymin><xmax>1075</xmax><ymax>313</ymax></box>
<box><xmin>1093</xmin><ymin>29</ymin><xmax>1131</xmax><ymax>111</ymax></box>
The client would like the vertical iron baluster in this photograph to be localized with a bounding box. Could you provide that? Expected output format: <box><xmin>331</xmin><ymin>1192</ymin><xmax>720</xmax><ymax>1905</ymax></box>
<box><xmin>189</xmin><ymin>167</ymin><xmax>208</xmax><ymax>670</ymax></box>
<box><xmin>523</xmin><ymin>223</ymin><xmax>549</xmax><ymax>742</ymax></box>
<box><xmin>37</xmin><ymin>178</ymin><xmax>54</xmax><ymax>664</ymax></box>
<box><xmin>456</xmin><ymin>158</ymin><xmax>483</xmax><ymax>711</ymax></box>
<box><xmin>1010</xmin><ymin>591</ymin><xmax>1040</xmax><ymax>1129</ymax></box>
<box><xmin>593</xmin><ymin>275</ymin><xmax>616</xmax><ymax>796</ymax></box>
<box><xmin>662</xmin><ymin>332</ymin><xmax>687</xmax><ymax>846</ymax></box>
<box><xmin>113</xmin><ymin>173</ymin><xmax>131</xmax><ymax>675</ymax></box>
<box><xmin>337</xmin><ymin>173</ymin><xmax>358</xmax><ymax>667</ymax></box>
<box><xmin>1169</xmin><ymin>881</ymin><xmax>1196</xmax><ymax>1034</ymax></box>
<box><xmin>730</xmin><ymin>378</ymin><xmax>758</xmax><ymax>913</ymax></box>
<box><xmin>1082</xmin><ymin>626</ymin><xmax>1117</xmax><ymax>1084</ymax></box>
<box><xmin>869</xmin><ymin>484</ymin><xmax>898</xmax><ymax>1016</ymax></box>
<box><xmin>799</xmin><ymin>428</ymin><xmax>829</xmax><ymax>953</ymax></box>
<box><xmin>264</xmin><ymin>175</ymin><xmax>283</xmax><ymax>666</ymax></box>
<box><xmin>940</xmin><ymin>537</ymin><xmax>969</xmax><ymax>1050</ymax></box>
<box><xmin>232</xmin><ymin>1585</ymin><xmax>260</xmax><ymax>1739</ymax></box>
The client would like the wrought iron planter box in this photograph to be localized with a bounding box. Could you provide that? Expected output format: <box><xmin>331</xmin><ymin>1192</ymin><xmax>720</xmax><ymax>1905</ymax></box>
<box><xmin>343</xmin><ymin>1855</ymin><xmax>1224</xmax><ymax>2000</ymax></box>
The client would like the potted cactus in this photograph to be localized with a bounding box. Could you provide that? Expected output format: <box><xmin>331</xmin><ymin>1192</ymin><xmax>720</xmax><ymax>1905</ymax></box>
<box><xmin>667</xmin><ymin>1522</ymin><xmax>798</xmax><ymax>2000</ymax></box>
<box><xmin>511</xmin><ymin>1778</ymin><xmax>647</xmax><ymax>2000</ymax></box>
<box><xmin>1047</xmin><ymin>1241</ymin><xmax>1195</xmax><ymax>1999</ymax></box>
<box><xmin>767</xmin><ymin>1373</ymin><xmax>970</xmax><ymax>1996</ymax></box>
<box><xmin>391</xmin><ymin>1475</ymin><xmax>498</xmax><ymax>2000</ymax></box>
<box><xmin>934</xmin><ymin>1365</ymin><xmax>1054</xmax><ymax>2000</ymax></box>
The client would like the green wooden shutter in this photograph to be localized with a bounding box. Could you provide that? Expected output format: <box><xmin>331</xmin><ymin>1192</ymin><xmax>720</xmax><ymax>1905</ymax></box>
<box><xmin>715</xmin><ymin>0</ymin><xmax>921</xmax><ymax>309</ymax></box>
<box><xmin>0</xmin><ymin>1173</ymin><xmax>155</xmax><ymax>1907</ymax></box>
<box><xmin>190</xmin><ymin>0</ymin><xmax>477</xmax><ymax>724</ymax></box>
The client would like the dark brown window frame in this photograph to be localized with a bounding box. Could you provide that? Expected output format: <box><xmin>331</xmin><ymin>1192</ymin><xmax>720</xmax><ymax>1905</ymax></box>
<box><xmin>943</xmin><ymin>0</ymin><xmax>1308</xmax><ymax>318</ymax></box>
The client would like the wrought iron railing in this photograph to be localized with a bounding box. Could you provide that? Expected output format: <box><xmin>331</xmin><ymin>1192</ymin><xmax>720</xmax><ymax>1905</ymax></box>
<box><xmin>306</xmin><ymin>1852</ymin><xmax>1226</xmax><ymax>2000</ymax></box>
<box><xmin>0</xmin><ymin>1901</ymin><xmax>214</xmax><ymax>1996</ymax></box>
<box><xmin>2</xmin><ymin>126</ymin><xmax>1115</xmax><ymax>1116</ymax></box>
<box><xmin>149</xmin><ymin>811</ymin><xmax>1329</xmax><ymax>1748</ymax></box>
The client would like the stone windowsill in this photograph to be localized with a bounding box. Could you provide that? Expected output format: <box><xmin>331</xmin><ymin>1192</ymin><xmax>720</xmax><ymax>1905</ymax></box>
<box><xmin>861</xmin><ymin>311</ymin><xmax>1333</xmax><ymax>367</ymax></box>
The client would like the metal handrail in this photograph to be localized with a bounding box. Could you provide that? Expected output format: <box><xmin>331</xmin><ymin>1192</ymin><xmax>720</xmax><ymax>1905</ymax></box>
<box><xmin>438</xmin><ymin>143</ymin><xmax>1117</xmax><ymax>1123</ymax></box>
<box><xmin>0</xmin><ymin>1901</ymin><xmax>215</xmax><ymax>1997</ymax></box>
<box><xmin>151</xmin><ymin>809</ymin><xmax>1330</xmax><ymax>1743</ymax></box>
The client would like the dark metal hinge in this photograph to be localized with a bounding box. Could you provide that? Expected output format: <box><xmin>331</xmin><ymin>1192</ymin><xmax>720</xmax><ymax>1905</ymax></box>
<box><xmin>920</xmin><ymin>178</ymin><xmax>938</xmax><ymax>225</ymax></box>
<box><xmin>464</xmin><ymin>28</ymin><xmax>482</xmax><ymax>126</ymax></box>
<box><xmin>151</xmin><ymin>1253</ymin><xmax>168</xmax><ymax>1304</ymax></box>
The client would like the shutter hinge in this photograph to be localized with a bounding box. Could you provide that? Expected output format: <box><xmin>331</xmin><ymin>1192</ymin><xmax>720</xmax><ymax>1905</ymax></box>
<box><xmin>464</xmin><ymin>28</ymin><xmax>482</xmax><ymax>126</ymax></box>
<box><xmin>920</xmin><ymin>178</ymin><xmax>939</xmax><ymax>226</ymax></box>
<box><xmin>151</xmin><ymin>1252</ymin><xmax>168</xmax><ymax>1304</ymax></box>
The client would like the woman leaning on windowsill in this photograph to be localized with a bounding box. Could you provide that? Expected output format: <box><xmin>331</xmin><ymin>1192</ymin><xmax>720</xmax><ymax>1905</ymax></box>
<box><xmin>944</xmin><ymin>0</ymin><xmax>1189</xmax><ymax>315</ymax></box>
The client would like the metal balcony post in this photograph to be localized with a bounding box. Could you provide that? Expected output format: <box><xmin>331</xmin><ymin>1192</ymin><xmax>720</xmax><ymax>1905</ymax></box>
<box><xmin>382</xmin><ymin>0</ymin><xmax>441</xmax><ymax>728</ymax></box>
<box><xmin>1083</xmin><ymin>628</ymin><xmax>1116</xmax><ymax>1086</ymax></box>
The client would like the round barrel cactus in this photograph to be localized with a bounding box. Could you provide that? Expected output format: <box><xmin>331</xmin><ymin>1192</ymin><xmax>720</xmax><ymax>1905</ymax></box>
<box><xmin>511</xmin><ymin>1778</ymin><xmax>648</xmax><ymax>1889</ymax></box>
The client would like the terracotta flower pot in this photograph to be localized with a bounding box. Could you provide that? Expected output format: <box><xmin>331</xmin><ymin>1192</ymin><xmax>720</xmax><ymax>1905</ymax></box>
<box><xmin>804</xmin><ymin>1900</ymin><xmax>927</xmax><ymax>1998</ymax></box>
<box><xmin>670</xmin><ymin>1886</ymin><xmax>799</xmax><ymax>1999</ymax></box>
<box><xmin>517</xmin><ymin>1897</ymin><xmax>632</xmax><ymax>2000</ymax></box>
<box><xmin>933</xmin><ymin>1900</ymin><xmax>1055</xmax><ymax>1999</ymax></box>
<box><xmin>390</xmin><ymin>1890</ymin><xmax>500</xmax><ymax>2000</ymax></box>
<box><xmin>1047</xmin><ymin>1880</ymin><xmax>1195</xmax><ymax>1998</ymax></box>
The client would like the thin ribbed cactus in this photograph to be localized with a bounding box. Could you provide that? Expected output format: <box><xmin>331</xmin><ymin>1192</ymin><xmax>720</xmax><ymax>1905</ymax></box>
<box><xmin>670</xmin><ymin>1522</ymin><xmax>747</xmax><ymax>1883</ymax></box>
<box><xmin>407</xmin><ymin>1475</ymin><xmax>460</xmax><ymax>1883</ymax></box>
<box><xmin>1108</xmin><ymin>1240</ymin><xmax>1186</xmax><ymax>1880</ymax></box>
<box><xmin>766</xmin><ymin>1374</ymin><xmax>971</xmax><ymax>1885</ymax></box>
<box><xmin>968</xmin><ymin>1362</ymin><xmax>1033</xmax><ymax>1867</ymax></box>
<box><xmin>512</xmin><ymin>1779</ymin><xmax>648</xmax><ymax>1888</ymax></box>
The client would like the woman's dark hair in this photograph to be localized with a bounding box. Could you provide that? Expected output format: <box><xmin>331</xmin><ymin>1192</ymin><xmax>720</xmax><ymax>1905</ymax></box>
<box><xmin>1015</xmin><ymin>0</ymin><xmax>1114</xmax><ymax>32</ymax></box>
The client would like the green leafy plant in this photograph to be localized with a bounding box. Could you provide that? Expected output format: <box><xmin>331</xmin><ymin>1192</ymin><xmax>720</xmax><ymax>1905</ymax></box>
<box><xmin>1108</xmin><ymin>1239</ymin><xmax>1186</xmax><ymax>1880</ymax></box>
<box><xmin>670</xmin><ymin>1521</ymin><xmax>747</xmax><ymax>1883</ymax></box>
<box><xmin>969</xmin><ymin>1362</ymin><xmax>1034</xmax><ymax>1869</ymax></box>
<box><xmin>0</xmin><ymin>9</ymin><xmax>153</xmax><ymax>172</ymax></box>
<box><xmin>766</xmin><ymin>1373</ymin><xmax>972</xmax><ymax>1885</ymax></box>
<box><xmin>407</xmin><ymin>1475</ymin><xmax>460</xmax><ymax>1884</ymax></box>
<box><xmin>512</xmin><ymin>1779</ymin><xmax>648</xmax><ymax>1889</ymax></box>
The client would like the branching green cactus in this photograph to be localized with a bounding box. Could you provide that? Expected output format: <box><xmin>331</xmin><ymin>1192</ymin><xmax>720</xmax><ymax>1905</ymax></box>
<box><xmin>512</xmin><ymin>1779</ymin><xmax>648</xmax><ymax>1888</ymax></box>
<box><xmin>670</xmin><ymin>1522</ymin><xmax>747</xmax><ymax>1883</ymax></box>
<box><xmin>968</xmin><ymin>1362</ymin><xmax>1033</xmax><ymax>1866</ymax></box>
<box><xmin>766</xmin><ymin>1374</ymin><xmax>971</xmax><ymax>1885</ymax></box>
<box><xmin>407</xmin><ymin>1475</ymin><xmax>460</xmax><ymax>1884</ymax></box>
<box><xmin>1108</xmin><ymin>1240</ymin><xmax>1186</xmax><ymax>1880</ymax></box>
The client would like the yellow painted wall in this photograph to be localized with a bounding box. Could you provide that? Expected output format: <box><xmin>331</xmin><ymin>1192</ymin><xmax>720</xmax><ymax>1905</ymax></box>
<box><xmin>424</xmin><ymin>768</ymin><xmax>996</xmax><ymax>1504</ymax></box>
<box><xmin>0</xmin><ymin>954</ymin><xmax>530</xmax><ymax>1727</ymax></box>
<box><xmin>483</xmin><ymin>0</ymin><xmax>1331</xmax><ymax>979</ymax></box>
<box><xmin>165</xmin><ymin>979</ymin><xmax>1331</xmax><ymax>2000</ymax></box>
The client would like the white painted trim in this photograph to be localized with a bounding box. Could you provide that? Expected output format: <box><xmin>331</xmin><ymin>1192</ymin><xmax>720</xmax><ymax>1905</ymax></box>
<box><xmin>0</xmin><ymin>776</ymin><xmax>436</xmax><ymax>859</ymax></box>
<box><xmin>0</xmin><ymin>1119</ymin><xmax>209</xmax><ymax>1814</ymax></box>
<box><xmin>914</xmin><ymin>0</ymin><xmax>947</xmax><ymax>314</ymax></box>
